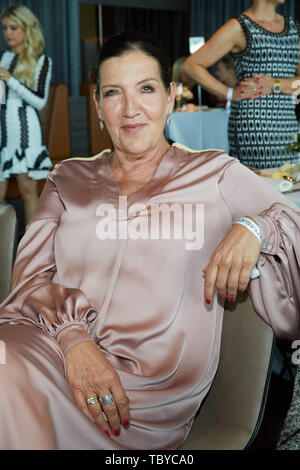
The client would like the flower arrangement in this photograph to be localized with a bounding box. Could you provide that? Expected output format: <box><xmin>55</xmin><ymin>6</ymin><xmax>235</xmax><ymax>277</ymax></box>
<box><xmin>182</xmin><ymin>86</ymin><xmax>194</xmax><ymax>102</ymax></box>
<box><xmin>175</xmin><ymin>83</ymin><xmax>194</xmax><ymax>111</ymax></box>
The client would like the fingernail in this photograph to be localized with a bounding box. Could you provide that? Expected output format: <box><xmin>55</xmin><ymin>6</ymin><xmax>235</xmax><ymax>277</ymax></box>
<box><xmin>260</xmin><ymin>86</ymin><xmax>263</xmax><ymax>89</ymax></box>
<box><xmin>206</xmin><ymin>299</ymin><xmax>211</xmax><ymax>304</ymax></box>
<box><xmin>259</xmin><ymin>92</ymin><xmax>263</xmax><ymax>95</ymax></box>
<box><xmin>228</xmin><ymin>298</ymin><xmax>234</xmax><ymax>302</ymax></box>
<box><xmin>114</xmin><ymin>429</ymin><xmax>120</xmax><ymax>436</ymax></box>
<box><xmin>123</xmin><ymin>420</ymin><xmax>129</xmax><ymax>428</ymax></box>
<box><xmin>241</xmin><ymin>90</ymin><xmax>245</xmax><ymax>94</ymax></box>
<box><xmin>104</xmin><ymin>430</ymin><xmax>110</xmax><ymax>436</ymax></box>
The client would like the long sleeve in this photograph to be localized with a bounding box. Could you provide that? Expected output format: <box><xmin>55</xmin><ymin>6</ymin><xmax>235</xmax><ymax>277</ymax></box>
<box><xmin>0</xmin><ymin>176</ymin><xmax>97</xmax><ymax>355</ymax></box>
<box><xmin>6</xmin><ymin>54</ymin><xmax>52</xmax><ymax>110</ymax></box>
<box><xmin>218</xmin><ymin>157</ymin><xmax>300</xmax><ymax>340</ymax></box>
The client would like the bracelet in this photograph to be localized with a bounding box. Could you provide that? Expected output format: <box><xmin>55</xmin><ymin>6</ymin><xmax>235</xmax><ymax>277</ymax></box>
<box><xmin>235</xmin><ymin>217</ymin><xmax>261</xmax><ymax>245</ymax></box>
<box><xmin>235</xmin><ymin>217</ymin><xmax>261</xmax><ymax>280</ymax></box>
<box><xmin>227</xmin><ymin>87</ymin><xmax>233</xmax><ymax>101</ymax></box>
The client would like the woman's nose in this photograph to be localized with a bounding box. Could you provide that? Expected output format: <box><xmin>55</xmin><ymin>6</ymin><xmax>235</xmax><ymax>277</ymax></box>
<box><xmin>122</xmin><ymin>92</ymin><xmax>139</xmax><ymax>118</ymax></box>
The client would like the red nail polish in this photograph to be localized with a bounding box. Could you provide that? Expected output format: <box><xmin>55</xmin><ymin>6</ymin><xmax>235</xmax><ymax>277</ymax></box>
<box><xmin>123</xmin><ymin>421</ymin><xmax>129</xmax><ymax>428</ymax></box>
<box><xmin>260</xmin><ymin>85</ymin><xmax>263</xmax><ymax>89</ymax></box>
<box><xmin>104</xmin><ymin>430</ymin><xmax>110</xmax><ymax>436</ymax></box>
<box><xmin>206</xmin><ymin>299</ymin><xmax>211</xmax><ymax>304</ymax></box>
<box><xmin>228</xmin><ymin>298</ymin><xmax>234</xmax><ymax>302</ymax></box>
<box><xmin>114</xmin><ymin>429</ymin><xmax>120</xmax><ymax>436</ymax></box>
<box><xmin>241</xmin><ymin>90</ymin><xmax>245</xmax><ymax>94</ymax></box>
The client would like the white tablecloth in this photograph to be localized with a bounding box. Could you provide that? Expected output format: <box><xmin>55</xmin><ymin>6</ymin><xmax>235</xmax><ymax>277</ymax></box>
<box><xmin>165</xmin><ymin>111</ymin><xmax>300</xmax><ymax>208</ymax></box>
<box><xmin>166</xmin><ymin>109</ymin><xmax>229</xmax><ymax>153</ymax></box>
<box><xmin>261</xmin><ymin>177</ymin><xmax>300</xmax><ymax>208</ymax></box>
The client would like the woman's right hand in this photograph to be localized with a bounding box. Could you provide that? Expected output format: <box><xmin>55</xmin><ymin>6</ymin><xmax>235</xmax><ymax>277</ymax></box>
<box><xmin>65</xmin><ymin>340</ymin><xmax>130</xmax><ymax>436</ymax></box>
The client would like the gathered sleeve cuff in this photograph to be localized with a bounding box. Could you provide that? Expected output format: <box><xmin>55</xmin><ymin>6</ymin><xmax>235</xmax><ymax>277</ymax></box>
<box><xmin>7</xmin><ymin>55</ymin><xmax>52</xmax><ymax>110</ymax></box>
<box><xmin>0</xmin><ymin>174</ymin><xmax>98</xmax><ymax>356</ymax></box>
<box><xmin>249</xmin><ymin>203</ymin><xmax>300</xmax><ymax>340</ymax></box>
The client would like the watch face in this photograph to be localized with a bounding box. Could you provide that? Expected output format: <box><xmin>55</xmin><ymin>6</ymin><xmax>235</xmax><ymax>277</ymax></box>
<box><xmin>274</xmin><ymin>85</ymin><xmax>281</xmax><ymax>93</ymax></box>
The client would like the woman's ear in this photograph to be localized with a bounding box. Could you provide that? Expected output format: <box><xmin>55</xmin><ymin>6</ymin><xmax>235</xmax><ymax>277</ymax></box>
<box><xmin>168</xmin><ymin>81</ymin><xmax>176</xmax><ymax>113</ymax></box>
<box><xmin>92</xmin><ymin>87</ymin><xmax>102</xmax><ymax>119</ymax></box>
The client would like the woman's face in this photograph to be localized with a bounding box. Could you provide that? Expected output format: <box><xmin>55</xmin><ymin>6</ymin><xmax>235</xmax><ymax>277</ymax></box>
<box><xmin>2</xmin><ymin>16</ymin><xmax>25</xmax><ymax>52</ymax></box>
<box><xmin>95</xmin><ymin>50</ymin><xmax>175</xmax><ymax>156</ymax></box>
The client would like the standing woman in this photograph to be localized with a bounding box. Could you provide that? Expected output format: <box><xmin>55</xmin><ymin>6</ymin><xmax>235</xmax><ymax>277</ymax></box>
<box><xmin>0</xmin><ymin>5</ymin><xmax>52</xmax><ymax>223</ymax></box>
<box><xmin>184</xmin><ymin>0</ymin><xmax>300</xmax><ymax>169</ymax></box>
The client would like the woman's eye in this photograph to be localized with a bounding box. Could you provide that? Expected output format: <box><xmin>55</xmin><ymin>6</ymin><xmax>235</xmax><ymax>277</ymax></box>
<box><xmin>142</xmin><ymin>85</ymin><xmax>155</xmax><ymax>93</ymax></box>
<box><xmin>103</xmin><ymin>89</ymin><xmax>118</xmax><ymax>97</ymax></box>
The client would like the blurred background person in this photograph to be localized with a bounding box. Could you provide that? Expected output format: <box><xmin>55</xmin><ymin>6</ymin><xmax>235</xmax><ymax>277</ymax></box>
<box><xmin>172</xmin><ymin>56</ymin><xmax>198</xmax><ymax>109</ymax></box>
<box><xmin>0</xmin><ymin>5</ymin><xmax>52</xmax><ymax>224</ymax></box>
<box><xmin>216</xmin><ymin>56</ymin><xmax>238</xmax><ymax>89</ymax></box>
<box><xmin>215</xmin><ymin>56</ymin><xmax>238</xmax><ymax>109</ymax></box>
<box><xmin>172</xmin><ymin>56</ymin><xmax>217</xmax><ymax>109</ymax></box>
<box><xmin>184</xmin><ymin>0</ymin><xmax>300</xmax><ymax>169</ymax></box>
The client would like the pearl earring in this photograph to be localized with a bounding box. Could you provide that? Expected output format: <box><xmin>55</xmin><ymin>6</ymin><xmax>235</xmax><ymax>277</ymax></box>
<box><xmin>99</xmin><ymin>119</ymin><xmax>104</xmax><ymax>131</ymax></box>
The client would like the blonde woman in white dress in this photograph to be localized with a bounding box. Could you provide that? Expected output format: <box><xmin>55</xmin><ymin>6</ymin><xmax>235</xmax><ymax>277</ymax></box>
<box><xmin>0</xmin><ymin>5</ymin><xmax>52</xmax><ymax>224</ymax></box>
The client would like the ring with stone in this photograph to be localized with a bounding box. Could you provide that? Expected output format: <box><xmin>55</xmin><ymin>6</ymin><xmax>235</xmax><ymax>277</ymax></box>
<box><xmin>100</xmin><ymin>394</ymin><xmax>115</xmax><ymax>406</ymax></box>
<box><xmin>86</xmin><ymin>396</ymin><xmax>99</xmax><ymax>405</ymax></box>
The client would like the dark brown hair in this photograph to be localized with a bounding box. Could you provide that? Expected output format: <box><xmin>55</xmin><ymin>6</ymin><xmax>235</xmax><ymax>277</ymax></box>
<box><xmin>96</xmin><ymin>31</ymin><xmax>171</xmax><ymax>96</ymax></box>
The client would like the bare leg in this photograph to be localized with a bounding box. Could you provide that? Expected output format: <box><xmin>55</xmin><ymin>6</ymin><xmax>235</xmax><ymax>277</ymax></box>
<box><xmin>15</xmin><ymin>174</ymin><xmax>39</xmax><ymax>224</ymax></box>
<box><xmin>0</xmin><ymin>180</ymin><xmax>8</xmax><ymax>202</ymax></box>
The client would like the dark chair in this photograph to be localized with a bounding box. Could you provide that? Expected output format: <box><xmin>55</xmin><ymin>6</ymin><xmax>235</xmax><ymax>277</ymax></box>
<box><xmin>180</xmin><ymin>293</ymin><xmax>274</xmax><ymax>450</ymax></box>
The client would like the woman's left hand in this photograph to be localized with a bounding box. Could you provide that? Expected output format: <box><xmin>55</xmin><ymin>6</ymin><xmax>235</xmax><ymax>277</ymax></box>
<box><xmin>0</xmin><ymin>67</ymin><xmax>11</xmax><ymax>82</ymax></box>
<box><xmin>203</xmin><ymin>221</ymin><xmax>261</xmax><ymax>303</ymax></box>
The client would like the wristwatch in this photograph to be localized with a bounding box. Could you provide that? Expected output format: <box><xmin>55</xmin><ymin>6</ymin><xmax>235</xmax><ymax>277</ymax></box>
<box><xmin>273</xmin><ymin>78</ymin><xmax>281</xmax><ymax>94</ymax></box>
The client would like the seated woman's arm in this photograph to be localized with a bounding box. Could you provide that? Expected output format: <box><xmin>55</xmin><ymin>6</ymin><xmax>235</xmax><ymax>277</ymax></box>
<box><xmin>0</xmin><ymin>177</ymin><xmax>96</xmax><ymax>354</ymax></box>
<box><xmin>0</xmin><ymin>174</ymin><xmax>130</xmax><ymax>435</ymax></box>
<box><xmin>204</xmin><ymin>157</ymin><xmax>300</xmax><ymax>340</ymax></box>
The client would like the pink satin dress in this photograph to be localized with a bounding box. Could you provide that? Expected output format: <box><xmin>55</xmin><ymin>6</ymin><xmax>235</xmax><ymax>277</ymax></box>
<box><xmin>0</xmin><ymin>144</ymin><xmax>299</xmax><ymax>450</ymax></box>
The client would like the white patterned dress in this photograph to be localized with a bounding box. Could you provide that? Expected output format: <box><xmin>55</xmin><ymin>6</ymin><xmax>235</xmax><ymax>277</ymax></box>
<box><xmin>228</xmin><ymin>15</ymin><xmax>300</xmax><ymax>169</ymax></box>
<box><xmin>0</xmin><ymin>51</ymin><xmax>53</xmax><ymax>181</ymax></box>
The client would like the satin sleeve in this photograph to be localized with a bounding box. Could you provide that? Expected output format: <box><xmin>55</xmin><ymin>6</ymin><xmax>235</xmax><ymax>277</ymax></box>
<box><xmin>6</xmin><ymin>54</ymin><xmax>52</xmax><ymax>110</ymax></box>
<box><xmin>218</xmin><ymin>157</ymin><xmax>300</xmax><ymax>340</ymax></box>
<box><xmin>0</xmin><ymin>176</ymin><xmax>97</xmax><ymax>356</ymax></box>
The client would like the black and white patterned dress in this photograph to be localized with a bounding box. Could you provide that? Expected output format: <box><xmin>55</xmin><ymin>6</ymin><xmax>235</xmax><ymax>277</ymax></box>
<box><xmin>0</xmin><ymin>51</ymin><xmax>53</xmax><ymax>181</ymax></box>
<box><xmin>228</xmin><ymin>15</ymin><xmax>300</xmax><ymax>169</ymax></box>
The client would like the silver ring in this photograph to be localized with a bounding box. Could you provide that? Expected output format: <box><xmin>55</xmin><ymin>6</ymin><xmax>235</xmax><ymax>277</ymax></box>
<box><xmin>253</xmin><ymin>87</ymin><xmax>258</xmax><ymax>92</ymax></box>
<box><xmin>86</xmin><ymin>396</ymin><xmax>99</xmax><ymax>405</ymax></box>
<box><xmin>100</xmin><ymin>394</ymin><xmax>115</xmax><ymax>406</ymax></box>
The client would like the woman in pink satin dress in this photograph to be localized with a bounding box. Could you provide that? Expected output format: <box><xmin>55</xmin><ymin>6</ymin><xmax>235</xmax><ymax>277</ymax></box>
<box><xmin>0</xmin><ymin>32</ymin><xmax>299</xmax><ymax>450</ymax></box>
